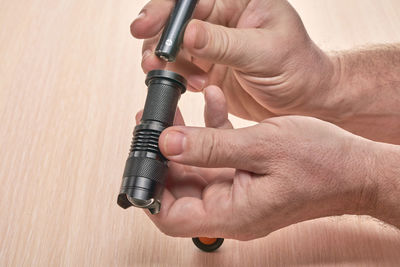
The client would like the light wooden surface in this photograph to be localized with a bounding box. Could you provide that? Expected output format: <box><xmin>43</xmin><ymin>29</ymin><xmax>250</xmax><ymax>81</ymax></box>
<box><xmin>1</xmin><ymin>0</ymin><xmax>400</xmax><ymax>266</ymax></box>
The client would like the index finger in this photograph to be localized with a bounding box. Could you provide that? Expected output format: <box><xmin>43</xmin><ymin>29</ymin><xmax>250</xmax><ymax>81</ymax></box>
<box><xmin>131</xmin><ymin>0</ymin><xmax>215</xmax><ymax>39</ymax></box>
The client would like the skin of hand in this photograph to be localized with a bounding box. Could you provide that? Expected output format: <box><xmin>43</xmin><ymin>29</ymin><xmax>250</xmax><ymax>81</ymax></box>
<box><xmin>134</xmin><ymin>85</ymin><xmax>400</xmax><ymax>240</ymax></box>
<box><xmin>131</xmin><ymin>0</ymin><xmax>337</xmax><ymax>122</ymax></box>
<box><xmin>328</xmin><ymin>45</ymin><xmax>400</xmax><ymax>144</ymax></box>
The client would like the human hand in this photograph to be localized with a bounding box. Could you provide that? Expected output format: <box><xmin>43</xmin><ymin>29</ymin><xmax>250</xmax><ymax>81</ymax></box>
<box><xmin>135</xmin><ymin>85</ymin><xmax>380</xmax><ymax>240</ymax></box>
<box><xmin>131</xmin><ymin>0</ymin><xmax>338</xmax><ymax>121</ymax></box>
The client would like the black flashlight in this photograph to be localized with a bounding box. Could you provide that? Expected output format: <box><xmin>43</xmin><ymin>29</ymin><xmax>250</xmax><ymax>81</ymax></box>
<box><xmin>155</xmin><ymin>0</ymin><xmax>198</xmax><ymax>62</ymax></box>
<box><xmin>118</xmin><ymin>0</ymin><xmax>224</xmax><ymax>252</ymax></box>
<box><xmin>117</xmin><ymin>70</ymin><xmax>186</xmax><ymax>214</ymax></box>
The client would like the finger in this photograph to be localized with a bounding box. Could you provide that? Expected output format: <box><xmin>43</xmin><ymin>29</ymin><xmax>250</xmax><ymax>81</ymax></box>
<box><xmin>135</xmin><ymin>109</ymin><xmax>144</xmax><ymax>124</ymax></box>
<box><xmin>144</xmin><ymin>187</ymin><xmax>176</xmax><ymax>218</ymax></box>
<box><xmin>203</xmin><ymin>85</ymin><xmax>233</xmax><ymax>129</ymax></box>
<box><xmin>131</xmin><ymin>0</ymin><xmax>215</xmax><ymax>39</ymax></box>
<box><xmin>164</xmin><ymin>57</ymin><xmax>208</xmax><ymax>91</ymax></box>
<box><xmin>164</xmin><ymin>162</ymin><xmax>207</xmax><ymax>199</ymax></box>
<box><xmin>148</xmin><ymin>196</ymin><xmax>205</xmax><ymax>237</ymax></box>
<box><xmin>141</xmin><ymin>49</ymin><xmax>167</xmax><ymax>74</ymax></box>
<box><xmin>159</xmin><ymin>124</ymin><xmax>272</xmax><ymax>173</ymax></box>
<box><xmin>141</xmin><ymin>32</ymin><xmax>168</xmax><ymax>72</ymax></box>
<box><xmin>183</xmin><ymin>20</ymin><xmax>265</xmax><ymax>70</ymax></box>
<box><xmin>141</xmin><ymin>49</ymin><xmax>208</xmax><ymax>91</ymax></box>
<box><xmin>140</xmin><ymin>24</ymin><xmax>194</xmax><ymax>65</ymax></box>
<box><xmin>141</xmin><ymin>33</ymin><xmax>160</xmax><ymax>55</ymax></box>
<box><xmin>170</xmin><ymin>106</ymin><xmax>234</xmax><ymax>187</ymax></box>
<box><xmin>191</xmin><ymin>56</ymin><xmax>214</xmax><ymax>73</ymax></box>
<box><xmin>131</xmin><ymin>0</ymin><xmax>174</xmax><ymax>39</ymax></box>
<box><xmin>172</xmin><ymin>103</ymin><xmax>236</xmax><ymax>185</ymax></box>
<box><xmin>168</xmin><ymin>159</ymin><xmax>234</xmax><ymax>185</ymax></box>
<box><xmin>173</xmin><ymin>107</ymin><xmax>185</xmax><ymax>126</ymax></box>
<box><xmin>141</xmin><ymin>33</ymin><xmax>213</xmax><ymax>74</ymax></box>
<box><xmin>171</xmin><ymin>99</ymin><xmax>236</xmax><ymax>185</ymax></box>
<box><xmin>148</xmin><ymin>180</ymin><xmax>234</xmax><ymax>238</ymax></box>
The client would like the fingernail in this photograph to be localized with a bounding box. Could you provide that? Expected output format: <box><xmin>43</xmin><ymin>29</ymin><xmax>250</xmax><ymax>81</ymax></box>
<box><xmin>188</xmin><ymin>74</ymin><xmax>206</xmax><ymax>90</ymax></box>
<box><xmin>164</xmin><ymin>131</ymin><xmax>185</xmax><ymax>156</ymax></box>
<box><xmin>142</xmin><ymin>50</ymin><xmax>152</xmax><ymax>60</ymax></box>
<box><xmin>194</xmin><ymin>24</ymin><xmax>208</xmax><ymax>50</ymax></box>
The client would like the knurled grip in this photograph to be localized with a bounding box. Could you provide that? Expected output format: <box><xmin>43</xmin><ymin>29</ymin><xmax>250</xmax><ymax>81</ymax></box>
<box><xmin>123</xmin><ymin>156</ymin><xmax>167</xmax><ymax>184</ymax></box>
<box><xmin>141</xmin><ymin>80</ymin><xmax>182</xmax><ymax>126</ymax></box>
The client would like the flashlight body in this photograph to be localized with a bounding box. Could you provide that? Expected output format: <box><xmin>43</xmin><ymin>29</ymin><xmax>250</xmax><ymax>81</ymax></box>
<box><xmin>155</xmin><ymin>0</ymin><xmax>198</xmax><ymax>62</ymax></box>
<box><xmin>117</xmin><ymin>70</ymin><xmax>186</xmax><ymax>214</ymax></box>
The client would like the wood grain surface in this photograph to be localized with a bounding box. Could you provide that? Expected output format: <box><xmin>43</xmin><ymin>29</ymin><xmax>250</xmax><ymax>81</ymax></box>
<box><xmin>1</xmin><ymin>0</ymin><xmax>400</xmax><ymax>266</ymax></box>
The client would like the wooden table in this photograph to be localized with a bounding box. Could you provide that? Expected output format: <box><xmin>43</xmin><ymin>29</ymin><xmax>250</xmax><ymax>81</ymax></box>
<box><xmin>1</xmin><ymin>0</ymin><xmax>400</xmax><ymax>266</ymax></box>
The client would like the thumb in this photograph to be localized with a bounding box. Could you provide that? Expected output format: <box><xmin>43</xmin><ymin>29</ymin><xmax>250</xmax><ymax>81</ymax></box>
<box><xmin>183</xmin><ymin>20</ymin><xmax>262</xmax><ymax>69</ymax></box>
<box><xmin>159</xmin><ymin>125</ymin><xmax>268</xmax><ymax>174</ymax></box>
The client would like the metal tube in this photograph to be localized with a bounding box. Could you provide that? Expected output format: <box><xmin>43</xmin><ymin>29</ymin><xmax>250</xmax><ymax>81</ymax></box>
<box><xmin>155</xmin><ymin>0</ymin><xmax>198</xmax><ymax>62</ymax></box>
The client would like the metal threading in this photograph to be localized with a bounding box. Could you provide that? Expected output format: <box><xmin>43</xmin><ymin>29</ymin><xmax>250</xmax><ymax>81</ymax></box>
<box><xmin>131</xmin><ymin>128</ymin><xmax>161</xmax><ymax>155</ymax></box>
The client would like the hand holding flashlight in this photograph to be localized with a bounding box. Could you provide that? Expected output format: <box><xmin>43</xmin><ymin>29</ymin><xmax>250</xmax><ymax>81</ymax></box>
<box><xmin>141</xmin><ymin>85</ymin><xmax>380</xmax><ymax>243</ymax></box>
<box><xmin>133</xmin><ymin>0</ymin><xmax>335</xmax><ymax>122</ymax></box>
<box><xmin>124</xmin><ymin>0</ymin><xmax>400</xmax><ymax>249</ymax></box>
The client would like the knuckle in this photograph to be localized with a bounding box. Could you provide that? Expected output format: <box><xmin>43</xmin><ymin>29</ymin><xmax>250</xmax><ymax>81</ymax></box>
<box><xmin>249</xmin><ymin>124</ymin><xmax>282</xmax><ymax>173</ymax></box>
<box><xmin>200</xmin><ymin>129</ymin><xmax>219</xmax><ymax>166</ymax></box>
<box><xmin>215</xmin><ymin>27</ymin><xmax>231</xmax><ymax>62</ymax></box>
<box><xmin>249</xmin><ymin>145</ymin><xmax>267</xmax><ymax>171</ymax></box>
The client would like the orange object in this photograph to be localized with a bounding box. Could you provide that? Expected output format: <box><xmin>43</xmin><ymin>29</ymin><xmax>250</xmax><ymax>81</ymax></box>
<box><xmin>198</xmin><ymin>237</ymin><xmax>217</xmax><ymax>245</ymax></box>
<box><xmin>192</xmin><ymin>237</ymin><xmax>224</xmax><ymax>252</ymax></box>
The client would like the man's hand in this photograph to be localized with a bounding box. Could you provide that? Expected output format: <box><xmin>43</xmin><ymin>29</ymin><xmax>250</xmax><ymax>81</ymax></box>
<box><xmin>132</xmin><ymin>1</ymin><xmax>400</xmax><ymax>144</ymax></box>
<box><xmin>134</xmin><ymin>85</ymin><xmax>398</xmax><ymax>240</ymax></box>
<box><xmin>131</xmin><ymin>0</ymin><xmax>336</xmax><ymax>122</ymax></box>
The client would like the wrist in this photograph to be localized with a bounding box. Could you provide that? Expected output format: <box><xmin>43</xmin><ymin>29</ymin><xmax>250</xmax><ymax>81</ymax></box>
<box><xmin>303</xmin><ymin>49</ymin><xmax>361</xmax><ymax>124</ymax></box>
<box><xmin>322</xmin><ymin>136</ymin><xmax>381</xmax><ymax>218</ymax></box>
<box><xmin>294</xmin><ymin>44</ymin><xmax>348</xmax><ymax>122</ymax></box>
<box><xmin>369</xmin><ymin>142</ymin><xmax>400</xmax><ymax>228</ymax></box>
<box><xmin>294</xmin><ymin>134</ymin><xmax>382</xmax><ymax>222</ymax></box>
